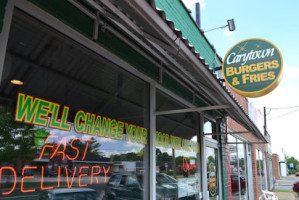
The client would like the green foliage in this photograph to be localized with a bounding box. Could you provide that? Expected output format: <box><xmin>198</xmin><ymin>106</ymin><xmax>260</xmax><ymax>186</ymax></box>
<box><xmin>286</xmin><ymin>156</ymin><xmax>299</xmax><ymax>172</ymax></box>
<box><xmin>110</xmin><ymin>149</ymin><xmax>144</xmax><ymax>162</ymax></box>
<box><xmin>0</xmin><ymin>107</ymin><xmax>37</xmax><ymax>164</ymax></box>
<box><xmin>65</xmin><ymin>137</ymin><xmax>103</xmax><ymax>161</ymax></box>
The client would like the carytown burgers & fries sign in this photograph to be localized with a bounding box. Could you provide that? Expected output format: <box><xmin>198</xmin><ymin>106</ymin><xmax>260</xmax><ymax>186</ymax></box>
<box><xmin>222</xmin><ymin>38</ymin><xmax>283</xmax><ymax>97</ymax></box>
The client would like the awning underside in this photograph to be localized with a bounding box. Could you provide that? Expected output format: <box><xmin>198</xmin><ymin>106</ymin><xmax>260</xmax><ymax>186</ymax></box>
<box><xmin>66</xmin><ymin>0</ymin><xmax>267</xmax><ymax>143</ymax></box>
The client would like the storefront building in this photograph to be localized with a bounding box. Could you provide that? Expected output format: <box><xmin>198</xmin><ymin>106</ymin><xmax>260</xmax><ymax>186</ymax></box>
<box><xmin>226</xmin><ymin>90</ymin><xmax>275</xmax><ymax>200</ymax></box>
<box><xmin>0</xmin><ymin>0</ymin><xmax>271</xmax><ymax>200</ymax></box>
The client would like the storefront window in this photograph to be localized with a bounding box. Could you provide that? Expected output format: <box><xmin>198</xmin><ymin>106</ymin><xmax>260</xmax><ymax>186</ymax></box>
<box><xmin>204</xmin><ymin>121</ymin><xmax>213</xmax><ymax>139</ymax></box>
<box><xmin>256</xmin><ymin>149</ymin><xmax>266</xmax><ymax>194</ymax></box>
<box><xmin>155</xmin><ymin>91</ymin><xmax>201</xmax><ymax>200</ymax></box>
<box><xmin>0</xmin><ymin>10</ymin><xmax>149</xmax><ymax>199</ymax></box>
<box><xmin>237</xmin><ymin>141</ymin><xmax>247</xmax><ymax>199</ymax></box>
<box><xmin>228</xmin><ymin>136</ymin><xmax>248</xmax><ymax>200</ymax></box>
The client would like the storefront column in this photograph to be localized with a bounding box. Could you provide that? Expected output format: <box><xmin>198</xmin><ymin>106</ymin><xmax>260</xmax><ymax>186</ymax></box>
<box><xmin>251</xmin><ymin>145</ymin><xmax>259</xmax><ymax>200</ymax></box>
<box><xmin>263</xmin><ymin>152</ymin><xmax>268</xmax><ymax>191</ymax></box>
<box><xmin>0</xmin><ymin>0</ymin><xmax>13</xmax><ymax>78</ymax></box>
<box><xmin>218</xmin><ymin>119</ymin><xmax>229</xmax><ymax>200</ymax></box>
<box><xmin>149</xmin><ymin>83</ymin><xmax>156</xmax><ymax>200</ymax></box>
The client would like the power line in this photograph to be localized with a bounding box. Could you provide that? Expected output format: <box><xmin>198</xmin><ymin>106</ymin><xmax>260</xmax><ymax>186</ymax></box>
<box><xmin>265</xmin><ymin>105</ymin><xmax>299</xmax><ymax>115</ymax></box>
<box><xmin>268</xmin><ymin>108</ymin><xmax>299</xmax><ymax>120</ymax></box>
<box><xmin>268</xmin><ymin>105</ymin><xmax>299</xmax><ymax>110</ymax></box>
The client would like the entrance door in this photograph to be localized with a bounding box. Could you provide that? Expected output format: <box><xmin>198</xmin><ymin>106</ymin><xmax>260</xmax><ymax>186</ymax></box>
<box><xmin>203</xmin><ymin>138</ymin><xmax>220</xmax><ymax>200</ymax></box>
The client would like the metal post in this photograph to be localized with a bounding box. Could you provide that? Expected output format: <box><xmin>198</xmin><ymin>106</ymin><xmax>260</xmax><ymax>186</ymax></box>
<box><xmin>264</xmin><ymin>107</ymin><xmax>267</xmax><ymax>136</ymax></box>
<box><xmin>149</xmin><ymin>83</ymin><xmax>156</xmax><ymax>200</ymax></box>
<box><xmin>195</xmin><ymin>2</ymin><xmax>200</xmax><ymax>28</ymax></box>
<box><xmin>0</xmin><ymin>0</ymin><xmax>15</xmax><ymax>84</ymax></box>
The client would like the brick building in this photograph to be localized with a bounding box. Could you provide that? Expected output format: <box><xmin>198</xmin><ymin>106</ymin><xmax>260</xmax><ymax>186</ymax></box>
<box><xmin>272</xmin><ymin>154</ymin><xmax>280</xmax><ymax>180</ymax></box>
<box><xmin>226</xmin><ymin>85</ymin><xmax>274</xmax><ymax>199</ymax></box>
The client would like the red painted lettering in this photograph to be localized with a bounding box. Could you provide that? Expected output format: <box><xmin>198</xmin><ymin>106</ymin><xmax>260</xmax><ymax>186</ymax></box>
<box><xmin>41</xmin><ymin>166</ymin><xmax>54</xmax><ymax>190</ymax></box>
<box><xmin>91</xmin><ymin>166</ymin><xmax>101</xmax><ymax>184</ymax></box>
<box><xmin>57</xmin><ymin>166</ymin><xmax>61</xmax><ymax>188</ymax></box>
<box><xmin>103</xmin><ymin>166</ymin><xmax>110</xmax><ymax>183</ymax></box>
<box><xmin>66</xmin><ymin>138</ymin><xmax>82</xmax><ymax>160</ymax></box>
<box><xmin>39</xmin><ymin>135</ymin><xmax>58</xmax><ymax>160</ymax></box>
<box><xmin>79</xmin><ymin>166</ymin><xmax>89</xmax><ymax>187</ymax></box>
<box><xmin>65</xmin><ymin>167</ymin><xmax>77</xmax><ymax>188</ymax></box>
<box><xmin>82</xmin><ymin>139</ymin><xmax>92</xmax><ymax>160</ymax></box>
<box><xmin>50</xmin><ymin>137</ymin><xmax>66</xmax><ymax>160</ymax></box>
<box><xmin>0</xmin><ymin>167</ymin><xmax>17</xmax><ymax>195</ymax></box>
<box><xmin>21</xmin><ymin>166</ymin><xmax>37</xmax><ymax>193</ymax></box>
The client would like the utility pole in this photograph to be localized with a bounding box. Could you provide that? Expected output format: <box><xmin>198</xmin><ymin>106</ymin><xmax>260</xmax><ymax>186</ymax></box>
<box><xmin>264</xmin><ymin>107</ymin><xmax>267</xmax><ymax>136</ymax></box>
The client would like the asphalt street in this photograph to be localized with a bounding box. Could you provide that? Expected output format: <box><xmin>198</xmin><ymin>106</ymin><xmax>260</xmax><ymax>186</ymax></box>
<box><xmin>275</xmin><ymin>174</ymin><xmax>299</xmax><ymax>191</ymax></box>
<box><xmin>275</xmin><ymin>174</ymin><xmax>299</xmax><ymax>200</ymax></box>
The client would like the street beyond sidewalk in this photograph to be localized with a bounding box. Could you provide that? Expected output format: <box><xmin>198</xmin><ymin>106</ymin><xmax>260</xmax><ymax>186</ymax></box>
<box><xmin>275</xmin><ymin>175</ymin><xmax>299</xmax><ymax>200</ymax></box>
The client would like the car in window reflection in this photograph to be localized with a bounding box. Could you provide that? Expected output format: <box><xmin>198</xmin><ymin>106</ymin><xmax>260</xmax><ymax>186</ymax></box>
<box><xmin>105</xmin><ymin>173</ymin><xmax>180</xmax><ymax>200</ymax></box>
<box><xmin>156</xmin><ymin>173</ymin><xmax>179</xmax><ymax>199</ymax></box>
<box><xmin>231</xmin><ymin>175</ymin><xmax>246</xmax><ymax>195</ymax></box>
<box><xmin>104</xmin><ymin>173</ymin><xmax>143</xmax><ymax>200</ymax></box>
<box><xmin>39</xmin><ymin>188</ymin><xmax>99</xmax><ymax>200</ymax></box>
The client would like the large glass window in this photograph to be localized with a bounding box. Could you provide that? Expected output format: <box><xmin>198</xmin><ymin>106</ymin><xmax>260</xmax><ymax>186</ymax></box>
<box><xmin>0</xmin><ymin>10</ymin><xmax>149</xmax><ymax>200</ymax></box>
<box><xmin>256</xmin><ymin>149</ymin><xmax>267</xmax><ymax>194</ymax></box>
<box><xmin>237</xmin><ymin>140</ymin><xmax>247</xmax><ymax>199</ymax></box>
<box><xmin>228</xmin><ymin>136</ymin><xmax>248</xmax><ymax>200</ymax></box>
<box><xmin>155</xmin><ymin>91</ymin><xmax>201</xmax><ymax>200</ymax></box>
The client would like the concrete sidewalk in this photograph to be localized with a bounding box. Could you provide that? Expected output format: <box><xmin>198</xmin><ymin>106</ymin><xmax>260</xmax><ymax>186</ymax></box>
<box><xmin>275</xmin><ymin>192</ymin><xmax>297</xmax><ymax>200</ymax></box>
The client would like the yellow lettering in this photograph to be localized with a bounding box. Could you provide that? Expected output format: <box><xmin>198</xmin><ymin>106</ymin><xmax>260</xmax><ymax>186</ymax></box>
<box><xmin>226</xmin><ymin>67</ymin><xmax>234</xmax><ymax>76</ymax></box>
<box><xmin>242</xmin><ymin>74</ymin><xmax>250</xmax><ymax>84</ymax></box>
<box><xmin>272</xmin><ymin>60</ymin><xmax>279</xmax><ymax>68</ymax></box>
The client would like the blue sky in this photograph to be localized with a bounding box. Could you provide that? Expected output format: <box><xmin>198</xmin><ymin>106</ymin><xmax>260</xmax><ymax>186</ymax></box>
<box><xmin>183</xmin><ymin>0</ymin><xmax>299</xmax><ymax>159</ymax></box>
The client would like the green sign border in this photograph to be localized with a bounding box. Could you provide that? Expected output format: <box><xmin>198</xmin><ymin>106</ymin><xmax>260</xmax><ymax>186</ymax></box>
<box><xmin>222</xmin><ymin>38</ymin><xmax>283</xmax><ymax>98</ymax></box>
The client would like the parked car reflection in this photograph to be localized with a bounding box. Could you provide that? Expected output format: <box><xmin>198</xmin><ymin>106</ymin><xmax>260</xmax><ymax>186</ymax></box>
<box><xmin>156</xmin><ymin>173</ymin><xmax>178</xmax><ymax>199</ymax></box>
<box><xmin>39</xmin><ymin>188</ymin><xmax>99</xmax><ymax>200</ymax></box>
<box><xmin>104</xmin><ymin>173</ymin><xmax>199</xmax><ymax>200</ymax></box>
<box><xmin>104</xmin><ymin>173</ymin><xmax>143</xmax><ymax>200</ymax></box>
<box><xmin>231</xmin><ymin>175</ymin><xmax>246</xmax><ymax>195</ymax></box>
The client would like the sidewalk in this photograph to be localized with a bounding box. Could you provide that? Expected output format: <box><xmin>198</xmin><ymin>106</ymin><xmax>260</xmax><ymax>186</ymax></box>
<box><xmin>275</xmin><ymin>192</ymin><xmax>297</xmax><ymax>200</ymax></box>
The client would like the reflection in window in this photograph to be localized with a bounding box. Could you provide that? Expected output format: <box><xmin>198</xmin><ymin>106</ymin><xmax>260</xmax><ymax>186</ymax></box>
<box><xmin>204</xmin><ymin>121</ymin><xmax>213</xmax><ymax>139</ymax></box>
<box><xmin>256</xmin><ymin>149</ymin><xmax>266</xmax><ymax>194</ymax></box>
<box><xmin>237</xmin><ymin>142</ymin><xmax>247</xmax><ymax>199</ymax></box>
<box><xmin>155</xmin><ymin>91</ymin><xmax>201</xmax><ymax>199</ymax></box>
<box><xmin>0</xmin><ymin>11</ymin><xmax>149</xmax><ymax>199</ymax></box>
<box><xmin>229</xmin><ymin>138</ymin><xmax>248</xmax><ymax>200</ymax></box>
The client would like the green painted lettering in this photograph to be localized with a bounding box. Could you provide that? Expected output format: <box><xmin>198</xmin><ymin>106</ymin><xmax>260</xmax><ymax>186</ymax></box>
<box><xmin>93</xmin><ymin>116</ymin><xmax>102</xmax><ymax>136</ymax></box>
<box><xmin>15</xmin><ymin>93</ymin><xmax>39</xmax><ymax>123</ymax></box>
<box><xmin>33</xmin><ymin>100</ymin><xmax>50</xmax><ymax>126</ymax></box>
<box><xmin>84</xmin><ymin>113</ymin><xmax>95</xmax><ymax>135</ymax></box>
<box><xmin>141</xmin><ymin>128</ymin><xmax>147</xmax><ymax>144</ymax></box>
<box><xmin>102</xmin><ymin>117</ymin><xmax>111</xmax><ymax>138</ymax></box>
<box><xmin>74</xmin><ymin>111</ymin><xmax>85</xmax><ymax>133</ymax></box>
<box><xmin>49</xmin><ymin>104</ymin><xmax>61</xmax><ymax>129</ymax></box>
<box><xmin>110</xmin><ymin>120</ymin><xmax>117</xmax><ymax>139</ymax></box>
<box><xmin>60</xmin><ymin>106</ymin><xmax>71</xmax><ymax>131</ymax></box>
<box><xmin>116</xmin><ymin>121</ymin><xmax>124</xmax><ymax>140</ymax></box>
<box><xmin>125</xmin><ymin>123</ymin><xmax>133</xmax><ymax>142</ymax></box>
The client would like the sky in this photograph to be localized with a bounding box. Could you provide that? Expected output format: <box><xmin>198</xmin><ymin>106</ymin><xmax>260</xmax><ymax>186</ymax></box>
<box><xmin>183</xmin><ymin>0</ymin><xmax>299</xmax><ymax>159</ymax></box>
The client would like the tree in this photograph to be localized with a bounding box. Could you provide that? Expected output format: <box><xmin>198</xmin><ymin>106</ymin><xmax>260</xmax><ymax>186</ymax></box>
<box><xmin>65</xmin><ymin>137</ymin><xmax>103</xmax><ymax>161</ymax></box>
<box><xmin>286</xmin><ymin>156</ymin><xmax>299</xmax><ymax>173</ymax></box>
<box><xmin>0</xmin><ymin>107</ymin><xmax>37</xmax><ymax>165</ymax></box>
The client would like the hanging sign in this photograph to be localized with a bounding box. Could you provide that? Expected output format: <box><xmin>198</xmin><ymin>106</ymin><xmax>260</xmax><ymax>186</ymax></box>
<box><xmin>222</xmin><ymin>38</ymin><xmax>283</xmax><ymax>97</ymax></box>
